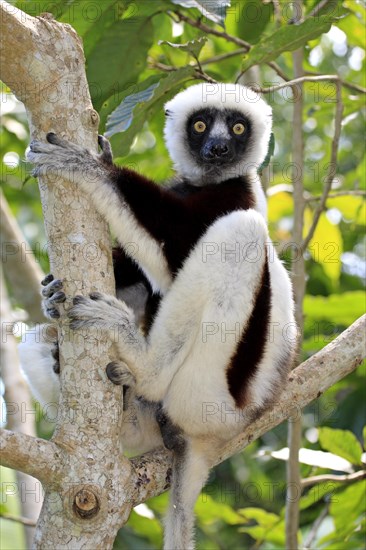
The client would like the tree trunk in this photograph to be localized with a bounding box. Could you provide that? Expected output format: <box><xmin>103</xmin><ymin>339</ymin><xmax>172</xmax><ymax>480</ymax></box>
<box><xmin>1</xmin><ymin>3</ymin><xmax>365</xmax><ymax>549</ymax></box>
<box><xmin>0</xmin><ymin>3</ymin><xmax>135</xmax><ymax>547</ymax></box>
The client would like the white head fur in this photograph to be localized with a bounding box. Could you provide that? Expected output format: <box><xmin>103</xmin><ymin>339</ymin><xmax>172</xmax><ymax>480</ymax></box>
<box><xmin>164</xmin><ymin>82</ymin><xmax>272</xmax><ymax>184</ymax></box>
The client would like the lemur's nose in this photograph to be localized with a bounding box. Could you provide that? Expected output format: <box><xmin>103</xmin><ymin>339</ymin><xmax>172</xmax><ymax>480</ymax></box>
<box><xmin>202</xmin><ymin>139</ymin><xmax>230</xmax><ymax>160</ymax></box>
<box><xmin>211</xmin><ymin>143</ymin><xmax>229</xmax><ymax>157</ymax></box>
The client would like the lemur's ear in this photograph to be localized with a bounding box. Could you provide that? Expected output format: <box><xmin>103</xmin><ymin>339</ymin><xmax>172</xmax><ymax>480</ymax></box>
<box><xmin>165</xmin><ymin>109</ymin><xmax>172</xmax><ymax>117</ymax></box>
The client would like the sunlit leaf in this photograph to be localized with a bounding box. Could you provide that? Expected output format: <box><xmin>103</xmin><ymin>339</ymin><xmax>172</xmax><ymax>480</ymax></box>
<box><xmin>304</xmin><ymin>209</ymin><xmax>343</xmax><ymax>284</ymax></box>
<box><xmin>268</xmin><ymin>191</ymin><xmax>293</xmax><ymax>223</ymax></box>
<box><xmin>318</xmin><ymin>427</ymin><xmax>363</xmax><ymax>465</ymax></box>
<box><xmin>271</xmin><ymin>447</ymin><xmax>353</xmax><ymax>472</ymax></box>
<box><xmin>327</xmin><ymin>196</ymin><xmax>366</xmax><ymax>224</ymax></box>
<box><xmin>238</xmin><ymin>507</ymin><xmax>280</xmax><ymax>528</ymax></box>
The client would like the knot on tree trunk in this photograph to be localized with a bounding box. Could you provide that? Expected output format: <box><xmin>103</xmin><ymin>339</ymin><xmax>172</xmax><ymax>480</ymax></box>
<box><xmin>73</xmin><ymin>488</ymin><xmax>100</xmax><ymax>519</ymax></box>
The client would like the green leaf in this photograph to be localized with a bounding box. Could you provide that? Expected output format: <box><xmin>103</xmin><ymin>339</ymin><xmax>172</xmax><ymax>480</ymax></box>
<box><xmin>159</xmin><ymin>37</ymin><xmax>208</xmax><ymax>59</ymax></box>
<box><xmin>105</xmin><ymin>76</ymin><xmax>162</xmax><ymax>135</ymax></box>
<box><xmin>303</xmin><ymin>291</ymin><xmax>366</xmax><ymax>327</ymax></box>
<box><xmin>195</xmin><ymin>494</ymin><xmax>242</xmax><ymax>525</ymax></box>
<box><xmin>238</xmin><ymin>507</ymin><xmax>280</xmax><ymax>528</ymax></box>
<box><xmin>236</xmin><ymin>0</ymin><xmax>273</xmax><ymax>44</ymax></box>
<box><xmin>86</xmin><ymin>15</ymin><xmax>154</xmax><ymax>110</ymax></box>
<box><xmin>363</xmin><ymin>425</ymin><xmax>366</xmax><ymax>450</ymax></box>
<box><xmin>105</xmin><ymin>66</ymin><xmax>197</xmax><ymax>156</ymax></box>
<box><xmin>318</xmin><ymin>427</ymin><xmax>363</xmax><ymax>465</ymax></box>
<box><xmin>300</xmin><ymin>482</ymin><xmax>340</xmax><ymax>510</ymax></box>
<box><xmin>330</xmin><ymin>480</ymin><xmax>366</xmax><ymax>532</ymax></box>
<box><xmin>170</xmin><ymin>0</ymin><xmax>230</xmax><ymax>26</ymax></box>
<box><xmin>242</xmin><ymin>15</ymin><xmax>336</xmax><ymax>72</ymax></box>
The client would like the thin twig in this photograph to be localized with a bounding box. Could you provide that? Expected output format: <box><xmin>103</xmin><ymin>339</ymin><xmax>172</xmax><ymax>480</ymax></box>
<box><xmin>305</xmin><ymin>190</ymin><xmax>366</xmax><ymax>202</ymax></box>
<box><xmin>254</xmin><ymin>74</ymin><xmax>366</xmax><ymax>95</ymax></box>
<box><xmin>201</xmin><ymin>48</ymin><xmax>247</xmax><ymax>66</ymax></box>
<box><xmin>301</xmin><ymin>80</ymin><xmax>344</xmax><ymax>251</ymax></box>
<box><xmin>172</xmin><ymin>11</ymin><xmax>251</xmax><ymax>50</ymax></box>
<box><xmin>0</xmin><ymin>513</ymin><xmax>37</xmax><ymax>527</ymax></box>
<box><xmin>286</xmin><ymin>11</ymin><xmax>305</xmax><ymax>546</ymax></box>
<box><xmin>302</xmin><ymin>469</ymin><xmax>366</xmax><ymax>489</ymax></box>
<box><xmin>267</xmin><ymin>61</ymin><xmax>290</xmax><ymax>82</ymax></box>
<box><xmin>149</xmin><ymin>59</ymin><xmax>216</xmax><ymax>83</ymax></box>
<box><xmin>303</xmin><ymin>503</ymin><xmax>329</xmax><ymax>549</ymax></box>
<box><xmin>307</xmin><ymin>0</ymin><xmax>333</xmax><ymax>19</ymax></box>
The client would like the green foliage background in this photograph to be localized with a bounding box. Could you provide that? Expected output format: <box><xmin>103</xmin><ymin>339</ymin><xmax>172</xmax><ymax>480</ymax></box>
<box><xmin>1</xmin><ymin>1</ymin><xmax>365</xmax><ymax>549</ymax></box>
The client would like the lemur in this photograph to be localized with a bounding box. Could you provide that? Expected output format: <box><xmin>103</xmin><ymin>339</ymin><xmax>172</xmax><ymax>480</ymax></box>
<box><xmin>21</xmin><ymin>83</ymin><xmax>296</xmax><ymax>550</ymax></box>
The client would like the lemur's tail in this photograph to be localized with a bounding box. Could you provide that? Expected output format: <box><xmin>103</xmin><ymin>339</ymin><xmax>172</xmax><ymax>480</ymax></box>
<box><xmin>163</xmin><ymin>438</ymin><xmax>214</xmax><ymax>550</ymax></box>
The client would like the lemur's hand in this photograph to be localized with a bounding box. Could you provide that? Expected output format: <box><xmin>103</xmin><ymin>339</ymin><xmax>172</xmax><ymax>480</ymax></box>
<box><xmin>27</xmin><ymin>133</ymin><xmax>113</xmax><ymax>179</ymax></box>
<box><xmin>41</xmin><ymin>273</ymin><xmax>66</xmax><ymax>320</ymax></box>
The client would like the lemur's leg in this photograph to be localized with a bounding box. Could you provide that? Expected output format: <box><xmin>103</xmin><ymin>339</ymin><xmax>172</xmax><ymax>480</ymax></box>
<box><xmin>68</xmin><ymin>209</ymin><xmax>270</xmax><ymax>404</ymax></box>
<box><xmin>27</xmin><ymin>134</ymin><xmax>172</xmax><ymax>293</ymax></box>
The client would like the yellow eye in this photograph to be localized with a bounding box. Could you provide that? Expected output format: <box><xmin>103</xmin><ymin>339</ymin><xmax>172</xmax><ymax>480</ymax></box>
<box><xmin>193</xmin><ymin>120</ymin><xmax>206</xmax><ymax>133</ymax></box>
<box><xmin>233</xmin><ymin>123</ymin><xmax>245</xmax><ymax>135</ymax></box>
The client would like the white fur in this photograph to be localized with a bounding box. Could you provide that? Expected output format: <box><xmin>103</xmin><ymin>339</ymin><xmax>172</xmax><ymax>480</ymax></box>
<box><xmin>164</xmin><ymin>83</ymin><xmax>272</xmax><ymax>183</ymax></box>
<box><xmin>18</xmin><ymin>328</ymin><xmax>60</xmax><ymax>407</ymax></box>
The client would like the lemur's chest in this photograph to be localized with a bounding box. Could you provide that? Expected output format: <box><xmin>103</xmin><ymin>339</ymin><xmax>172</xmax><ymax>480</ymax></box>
<box><xmin>165</xmin><ymin>177</ymin><xmax>256</xmax><ymax>275</ymax></box>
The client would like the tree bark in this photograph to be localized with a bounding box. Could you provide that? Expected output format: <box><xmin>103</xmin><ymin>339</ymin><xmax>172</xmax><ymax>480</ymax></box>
<box><xmin>0</xmin><ymin>2</ymin><xmax>132</xmax><ymax>547</ymax></box>
<box><xmin>1</xmin><ymin>2</ymin><xmax>365</xmax><ymax>548</ymax></box>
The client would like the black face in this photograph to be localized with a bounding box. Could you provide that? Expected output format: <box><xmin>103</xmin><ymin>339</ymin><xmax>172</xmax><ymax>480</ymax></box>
<box><xmin>186</xmin><ymin>108</ymin><xmax>251</xmax><ymax>171</ymax></box>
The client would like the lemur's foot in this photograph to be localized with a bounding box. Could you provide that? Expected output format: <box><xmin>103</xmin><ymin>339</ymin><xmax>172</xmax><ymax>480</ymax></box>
<box><xmin>41</xmin><ymin>274</ymin><xmax>66</xmax><ymax>319</ymax></box>
<box><xmin>156</xmin><ymin>406</ymin><xmax>186</xmax><ymax>453</ymax></box>
<box><xmin>106</xmin><ymin>361</ymin><xmax>135</xmax><ymax>386</ymax></box>
<box><xmin>68</xmin><ymin>292</ymin><xmax>135</xmax><ymax>334</ymax></box>
<box><xmin>40</xmin><ymin>274</ymin><xmax>64</xmax><ymax>374</ymax></box>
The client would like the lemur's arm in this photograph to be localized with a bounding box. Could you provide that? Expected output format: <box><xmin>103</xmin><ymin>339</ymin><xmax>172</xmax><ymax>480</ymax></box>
<box><xmin>28</xmin><ymin>133</ymin><xmax>183</xmax><ymax>293</ymax></box>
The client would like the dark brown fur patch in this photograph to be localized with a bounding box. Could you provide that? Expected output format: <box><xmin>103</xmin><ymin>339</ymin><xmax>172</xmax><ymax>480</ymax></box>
<box><xmin>226</xmin><ymin>255</ymin><xmax>271</xmax><ymax>408</ymax></box>
<box><xmin>110</xmin><ymin>167</ymin><xmax>255</xmax><ymax>276</ymax></box>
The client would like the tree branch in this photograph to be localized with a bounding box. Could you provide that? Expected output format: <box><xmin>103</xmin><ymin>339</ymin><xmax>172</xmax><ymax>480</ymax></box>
<box><xmin>1</xmin><ymin>267</ymin><xmax>43</xmax><ymax>545</ymax></box>
<box><xmin>0</xmin><ymin>429</ymin><xmax>65</xmax><ymax>487</ymax></box>
<box><xmin>0</xmin><ymin>190</ymin><xmax>45</xmax><ymax>322</ymax></box>
<box><xmin>302</xmin><ymin>469</ymin><xmax>366</xmax><ymax>489</ymax></box>
<box><xmin>0</xmin><ymin>513</ymin><xmax>37</xmax><ymax>527</ymax></box>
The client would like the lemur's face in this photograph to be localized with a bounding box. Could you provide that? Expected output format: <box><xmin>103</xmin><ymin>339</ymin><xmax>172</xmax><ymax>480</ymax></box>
<box><xmin>186</xmin><ymin>108</ymin><xmax>251</xmax><ymax>174</ymax></box>
<box><xmin>164</xmin><ymin>83</ymin><xmax>272</xmax><ymax>184</ymax></box>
